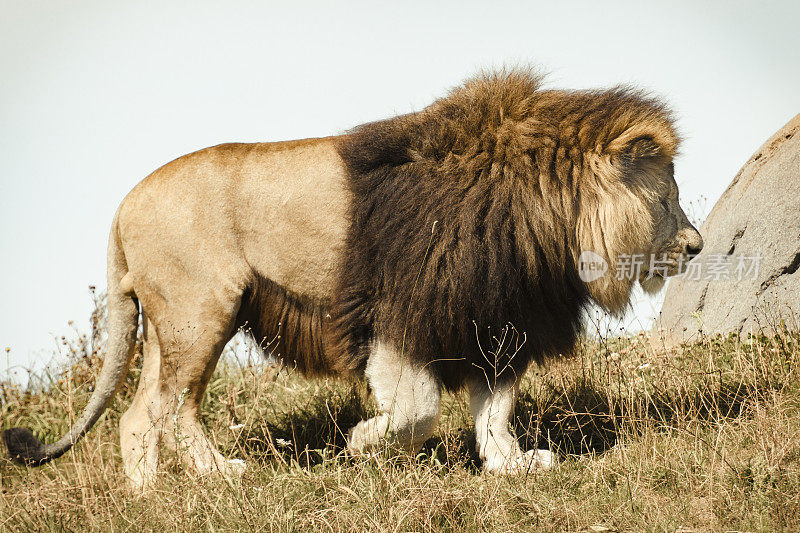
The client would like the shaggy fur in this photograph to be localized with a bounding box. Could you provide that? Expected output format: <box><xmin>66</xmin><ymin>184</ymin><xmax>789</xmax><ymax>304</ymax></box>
<box><xmin>232</xmin><ymin>72</ymin><xmax>680</xmax><ymax>387</ymax></box>
<box><xmin>236</xmin><ymin>275</ymin><xmax>336</xmax><ymax>376</ymax></box>
<box><xmin>329</xmin><ymin>70</ymin><xmax>679</xmax><ymax>390</ymax></box>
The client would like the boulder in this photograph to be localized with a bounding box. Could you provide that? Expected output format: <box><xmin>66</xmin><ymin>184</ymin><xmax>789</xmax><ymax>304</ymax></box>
<box><xmin>654</xmin><ymin>114</ymin><xmax>800</xmax><ymax>347</ymax></box>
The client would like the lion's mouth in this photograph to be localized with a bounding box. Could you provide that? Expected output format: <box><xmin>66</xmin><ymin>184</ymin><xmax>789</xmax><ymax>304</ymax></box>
<box><xmin>639</xmin><ymin>251</ymin><xmax>694</xmax><ymax>281</ymax></box>
<box><xmin>639</xmin><ymin>270</ymin><xmax>665</xmax><ymax>285</ymax></box>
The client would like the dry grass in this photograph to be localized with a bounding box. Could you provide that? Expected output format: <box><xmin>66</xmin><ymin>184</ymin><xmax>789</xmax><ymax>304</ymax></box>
<box><xmin>2</xmin><ymin>309</ymin><xmax>800</xmax><ymax>532</ymax></box>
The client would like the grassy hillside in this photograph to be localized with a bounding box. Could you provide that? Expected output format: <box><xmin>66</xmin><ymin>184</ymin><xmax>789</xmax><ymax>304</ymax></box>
<box><xmin>2</xmin><ymin>314</ymin><xmax>799</xmax><ymax>532</ymax></box>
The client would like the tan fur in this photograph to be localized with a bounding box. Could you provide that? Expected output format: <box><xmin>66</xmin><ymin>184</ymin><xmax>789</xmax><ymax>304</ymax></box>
<box><xmin>119</xmin><ymin>138</ymin><xmax>350</xmax><ymax>303</ymax></box>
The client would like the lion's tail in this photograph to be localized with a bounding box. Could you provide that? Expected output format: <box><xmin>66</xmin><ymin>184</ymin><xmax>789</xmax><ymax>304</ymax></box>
<box><xmin>4</xmin><ymin>214</ymin><xmax>140</xmax><ymax>466</ymax></box>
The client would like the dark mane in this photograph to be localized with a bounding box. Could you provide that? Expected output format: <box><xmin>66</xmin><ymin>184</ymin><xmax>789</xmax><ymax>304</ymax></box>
<box><xmin>329</xmin><ymin>70</ymin><xmax>598</xmax><ymax>389</ymax></box>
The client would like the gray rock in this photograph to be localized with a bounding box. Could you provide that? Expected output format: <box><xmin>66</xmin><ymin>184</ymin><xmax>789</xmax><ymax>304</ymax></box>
<box><xmin>654</xmin><ymin>114</ymin><xmax>800</xmax><ymax>347</ymax></box>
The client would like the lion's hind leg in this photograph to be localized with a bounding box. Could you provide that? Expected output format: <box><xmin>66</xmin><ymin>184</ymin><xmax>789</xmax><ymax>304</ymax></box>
<box><xmin>347</xmin><ymin>340</ymin><xmax>441</xmax><ymax>457</ymax></box>
<box><xmin>144</xmin><ymin>292</ymin><xmax>245</xmax><ymax>481</ymax></box>
<box><xmin>469</xmin><ymin>377</ymin><xmax>555</xmax><ymax>474</ymax></box>
<box><xmin>120</xmin><ymin>316</ymin><xmax>162</xmax><ymax>492</ymax></box>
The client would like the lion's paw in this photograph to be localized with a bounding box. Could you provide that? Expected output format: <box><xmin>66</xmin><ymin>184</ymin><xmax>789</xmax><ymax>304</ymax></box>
<box><xmin>346</xmin><ymin>420</ymin><xmax>377</xmax><ymax>456</ymax></box>
<box><xmin>226</xmin><ymin>458</ymin><xmax>247</xmax><ymax>474</ymax></box>
<box><xmin>484</xmin><ymin>448</ymin><xmax>555</xmax><ymax>475</ymax></box>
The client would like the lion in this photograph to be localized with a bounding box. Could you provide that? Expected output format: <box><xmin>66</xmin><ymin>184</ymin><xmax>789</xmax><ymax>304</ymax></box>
<box><xmin>4</xmin><ymin>69</ymin><xmax>703</xmax><ymax>489</ymax></box>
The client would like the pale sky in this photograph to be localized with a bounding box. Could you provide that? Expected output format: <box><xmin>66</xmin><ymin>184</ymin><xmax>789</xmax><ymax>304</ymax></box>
<box><xmin>1</xmin><ymin>1</ymin><xmax>798</xmax><ymax>380</ymax></box>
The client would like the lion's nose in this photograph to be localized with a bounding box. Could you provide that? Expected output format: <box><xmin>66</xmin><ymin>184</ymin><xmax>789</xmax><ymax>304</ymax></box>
<box><xmin>683</xmin><ymin>231</ymin><xmax>704</xmax><ymax>257</ymax></box>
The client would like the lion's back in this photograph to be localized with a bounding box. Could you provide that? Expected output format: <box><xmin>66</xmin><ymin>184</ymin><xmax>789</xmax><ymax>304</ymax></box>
<box><xmin>114</xmin><ymin>137</ymin><xmax>352</xmax><ymax>304</ymax></box>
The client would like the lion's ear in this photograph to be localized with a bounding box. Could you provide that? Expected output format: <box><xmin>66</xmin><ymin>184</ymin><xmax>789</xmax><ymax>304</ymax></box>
<box><xmin>610</xmin><ymin>136</ymin><xmax>666</xmax><ymax>173</ymax></box>
<box><xmin>604</xmin><ymin>122</ymin><xmax>678</xmax><ymax>167</ymax></box>
<box><xmin>621</xmin><ymin>136</ymin><xmax>662</xmax><ymax>160</ymax></box>
<box><xmin>596</xmin><ymin>123</ymin><xmax>678</xmax><ymax>189</ymax></box>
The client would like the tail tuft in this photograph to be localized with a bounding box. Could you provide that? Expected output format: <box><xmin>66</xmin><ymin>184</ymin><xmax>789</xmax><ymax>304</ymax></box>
<box><xmin>4</xmin><ymin>427</ymin><xmax>52</xmax><ymax>466</ymax></box>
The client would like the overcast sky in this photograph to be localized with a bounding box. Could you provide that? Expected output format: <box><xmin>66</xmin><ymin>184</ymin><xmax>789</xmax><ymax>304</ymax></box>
<box><xmin>1</xmin><ymin>1</ymin><xmax>798</xmax><ymax>380</ymax></box>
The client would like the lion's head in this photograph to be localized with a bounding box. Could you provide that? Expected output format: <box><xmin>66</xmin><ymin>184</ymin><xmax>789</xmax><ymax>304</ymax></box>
<box><xmin>572</xmin><ymin>106</ymin><xmax>704</xmax><ymax>311</ymax></box>
<box><xmin>332</xmin><ymin>69</ymin><xmax>703</xmax><ymax>388</ymax></box>
<box><xmin>635</xmin><ymin>160</ymin><xmax>704</xmax><ymax>294</ymax></box>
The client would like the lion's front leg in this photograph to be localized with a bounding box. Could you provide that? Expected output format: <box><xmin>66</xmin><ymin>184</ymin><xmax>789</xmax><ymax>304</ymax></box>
<box><xmin>469</xmin><ymin>378</ymin><xmax>554</xmax><ymax>474</ymax></box>
<box><xmin>347</xmin><ymin>340</ymin><xmax>441</xmax><ymax>456</ymax></box>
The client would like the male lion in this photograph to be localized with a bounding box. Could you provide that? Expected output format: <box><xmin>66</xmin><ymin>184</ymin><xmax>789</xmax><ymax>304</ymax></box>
<box><xmin>5</xmin><ymin>70</ymin><xmax>703</xmax><ymax>489</ymax></box>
